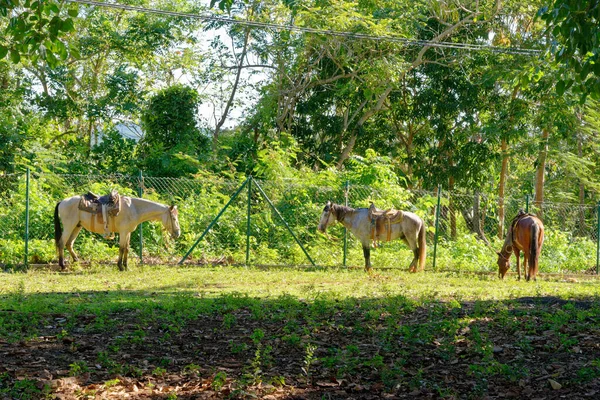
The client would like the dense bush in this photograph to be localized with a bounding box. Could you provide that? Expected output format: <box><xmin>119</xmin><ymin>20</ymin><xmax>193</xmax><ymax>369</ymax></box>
<box><xmin>137</xmin><ymin>85</ymin><xmax>210</xmax><ymax>177</ymax></box>
<box><xmin>0</xmin><ymin>140</ymin><xmax>597</xmax><ymax>274</ymax></box>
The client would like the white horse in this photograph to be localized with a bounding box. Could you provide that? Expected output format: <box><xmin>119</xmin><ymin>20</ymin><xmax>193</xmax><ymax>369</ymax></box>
<box><xmin>54</xmin><ymin>195</ymin><xmax>180</xmax><ymax>270</ymax></box>
<box><xmin>317</xmin><ymin>201</ymin><xmax>426</xmax><ymax>272</ymax></box>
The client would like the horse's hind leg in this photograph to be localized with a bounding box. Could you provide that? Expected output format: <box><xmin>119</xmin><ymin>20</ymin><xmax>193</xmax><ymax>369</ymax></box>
<box><xmin>411</xmin><ymin>248</ymin><xmax>419</xmax><ymax>272</ymax></box>
<box><xmin>58</xmin><ymin>221</ymin><xmax>78</xmax><ymax>270</ymax></box>
<box><xmin>66</xmin><ymin>225</ymin><xmax>83</xmax><ymax>262</ymax></box>
<box><xmin>57</xmin><ymin>239</ymin><xmax>66</xmax><ymax>270</ymax></box>
<box><xmin>404</xmin><ymin>236</ymin><xmax>418</xmax><ymax>273</ymax></box>
<box><xmin>523</xmin><ymin>250</ymin><xmax>531</xmax><ymax>281</ymax></box>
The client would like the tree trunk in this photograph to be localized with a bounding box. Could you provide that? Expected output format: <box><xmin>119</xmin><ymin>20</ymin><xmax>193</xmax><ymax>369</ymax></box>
<box><xmin>498</xmin><ymin>86</ymin><xmax>520</xmax><ymax>236</ymax></box>
<box><xmin>335</xmin><ymin>86</ymin><xmax>393</xmax><ymax>168</ymax></box>
<box><xmin>449</xmin><ymin>175</ymin><xmax>456</xmax><ymax>239</ymax></box>
<box><xmin>472</xmin><ymin>192</ymin><xmax>490</xmax><ymax>245</ymax></box>
<box><xmin>578</xmin><ymin>134</ymin><xmax>586</xmax><ymax>236</ymax></box>
<box><xmin>534</xmin><ymin>128</ymin><xmax>550</xmax><ymax>218</ymax></box>
<box><xmin>498</xmin><ymin>138</ymin><xmax>508</xmax><ymax>238</ymax></box>
<box><xmin>336</xmin><ymin>132</ymin><xmax>358</xmax><ymax>168</ymax></box>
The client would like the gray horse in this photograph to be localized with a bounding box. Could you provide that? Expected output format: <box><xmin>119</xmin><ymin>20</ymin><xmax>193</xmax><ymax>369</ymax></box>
<box><xmin>55</xmin><ymin>195</ymin><xmax>180</xmax><ymax>271</ymax></box>
<box><xmin>317</xmin><ymin>201</ymin><xmax>426</xmax><ymax>272</ymax></box>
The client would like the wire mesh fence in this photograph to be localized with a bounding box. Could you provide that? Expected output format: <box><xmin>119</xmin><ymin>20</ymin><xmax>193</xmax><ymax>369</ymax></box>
<box><xmin>0</xmin><ymin>171</ymin><xmax>598</xmax><ymax>274</ymax></box>
<box><xmin>0</xmin><ymin>173</ymin><xmax>24</xmax><ymax>265</ymax></box>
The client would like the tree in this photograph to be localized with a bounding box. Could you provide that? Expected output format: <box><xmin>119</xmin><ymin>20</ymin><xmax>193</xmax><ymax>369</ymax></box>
<box><xmin>0</xmin><ymin>61</ymin><xmax>28</xmax><ymax>173</ymax></box>
<box><xmin>539</xmin><ymin>0</ymin><xmax>600</xmax><ymax>100</ymax></box>
<box><xmin>0</xmin><ymin>0</ymin><xmax>77</xmax><ymax>66</ymax></box>
<box><xmin>9</xmin><ymin>0</ymin><xmax>206</xmax><ymax>158</ymax></box>
<box><xmin>138</xmin><ymin>84</ymin><xmax>209</xmax><ymax>176</ymax></box>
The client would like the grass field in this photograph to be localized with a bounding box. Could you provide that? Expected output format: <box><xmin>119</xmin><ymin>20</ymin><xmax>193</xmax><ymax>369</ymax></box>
<box><xmin>1</xmin><ymin>265</ymin><xmax>600</xmax><ymax>399</ymax></box>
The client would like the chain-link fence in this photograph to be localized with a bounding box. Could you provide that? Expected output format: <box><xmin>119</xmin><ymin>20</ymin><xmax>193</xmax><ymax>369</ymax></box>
<box><xmin>1</xmin><ymin>171</ymin><xmax>598</xmax><ymax>274</ymax></box>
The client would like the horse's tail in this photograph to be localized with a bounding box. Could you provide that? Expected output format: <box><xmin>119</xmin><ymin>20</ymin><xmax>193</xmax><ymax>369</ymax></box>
<box><xmin>54</xmin><ymin>202</ymin><xmax>62</xmax><ymax>248</ymax></box>
<box><xmin>529</xmin><ymin>222</ymin><xmax>540</xmax><ymax>278</ymax></box>
<box><xmin>418</xmin><ymin>219</ymin><xmax>427</xmax><ymax>271</ymax></box>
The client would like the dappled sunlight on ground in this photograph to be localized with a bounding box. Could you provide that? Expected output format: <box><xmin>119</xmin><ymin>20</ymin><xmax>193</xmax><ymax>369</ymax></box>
<box><xmin>1</xmin><ymin>266</ymin><xmax>599</xmax><ymax>398</ymax></box>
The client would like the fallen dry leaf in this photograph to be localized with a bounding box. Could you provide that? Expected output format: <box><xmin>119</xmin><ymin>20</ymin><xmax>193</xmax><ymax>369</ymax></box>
<box><xmin>548</xmin><ymin>379</ymin><xmax>562</xmax><ymax>390</ymax></box>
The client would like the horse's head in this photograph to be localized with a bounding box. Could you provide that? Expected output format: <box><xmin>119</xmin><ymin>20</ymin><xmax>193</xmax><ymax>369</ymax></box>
<box><xmin>163</xmin><ymin>205</ymin><xmax>181</xmax><ymax>239</ymax></box>
<box><xmin>496</xmin><ymin>250</ymin><xmax>510</xmax><ymax>279</ymax></box>
<box><xmin>317</xmin><ymin>201</ymin><xmax>336</xmax><ymax>233</ymax></box>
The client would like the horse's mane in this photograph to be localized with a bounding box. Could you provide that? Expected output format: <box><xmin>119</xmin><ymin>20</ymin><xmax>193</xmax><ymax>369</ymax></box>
<box><xmin>331</xmin><ymin>203</ymin><xmax>357</xmax><ymax>222</ymax></box>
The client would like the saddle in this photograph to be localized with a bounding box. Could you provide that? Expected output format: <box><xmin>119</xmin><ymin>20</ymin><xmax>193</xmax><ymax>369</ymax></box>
<box><xmin>368</xmin><ymin>202</ymin><xmax>404</xmax><ymax>247</ymax></box>
<box><xmin>506</xmin><ymin>209</ymin><xmax>534</xmax><ymax>249</ymax></box>
<box><xmin>78</xmin><ymin>190</ymin><xmax>121</xmax><ymax>239</ymax></box>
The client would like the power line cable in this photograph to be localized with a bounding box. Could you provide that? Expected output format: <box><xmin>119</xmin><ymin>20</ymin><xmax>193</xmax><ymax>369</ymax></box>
<box><xmin>64</xmin><ymin>0</ymin><xmax>542</xmax><ymax>56</ymax></box>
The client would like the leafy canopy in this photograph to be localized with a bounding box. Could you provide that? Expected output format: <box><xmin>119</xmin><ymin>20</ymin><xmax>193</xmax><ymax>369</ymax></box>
<box><xmin>538</xmin><ymin>0</ymin><xmax>600</xmax><ymax>100</ymax></box>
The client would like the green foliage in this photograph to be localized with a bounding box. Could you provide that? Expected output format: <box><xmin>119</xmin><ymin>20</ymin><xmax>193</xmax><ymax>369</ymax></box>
<box><xmin>141</xmin><ymin>84</ymin><xmax>203</xmax><ymax>151</ymax></box>
<box><xmin>91</xmin><ymin>129</ymin><xmax>138</xmax><ymax>174</ymax></box>
<box><xmin>541</xmin><ymin>230</ymin><xmax>596</xmax><ymax>273</ymax></box>
<box><xmin>254</xmin><ymin>133</ymin><xmax>299</xmax><ymax>180</ymax></box>
<box><xmin>212</xmin><ymin>371</ymin><xmax>227</xmax><ymax>391</ymax></box>
<box><xmin>436</xmin><ymin>234</ymin><xmax>498</xmax><ymax>272</ymax></box>
<box><xmin>213</xmin><ymin>129</ymin><xmax>258</xmax><ymax>176</ymax></box>
<box><xmin>539</xmin><ymin>0</ymin><xmax>600</xmax><ymax>101</ymax></box>
<box><xmin>139</xmin><ymin>84</ymin><xmax>209</xmax><ymax>177</ymax></box>
<box><xmin>0</xmin><ymin>372</ymin><xmax>51</xmax><ymax>400</ymax></box>
<box><xmin>346</xmin><ymin>149</ymin><xmax>401</xmax><ymax>187</ymax></box>
<box><xmin>69</xmin><ymin>360</ymin><xmax>89</xmax><ymax>377</ymax></box>
<box><xmin>0</xmin><ymin>0</ymin><xmax>78</xmax><ymax>66</ymax></box>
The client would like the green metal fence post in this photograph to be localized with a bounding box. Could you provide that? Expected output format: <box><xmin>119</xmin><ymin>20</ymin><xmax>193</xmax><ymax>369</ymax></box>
<box><xmin>596</xmin><ymin>202</ymin><xmax>600</xmax><ymax>275</ymax></box>
<box><xmin>526</xmin><ymin>194</ymin><xmax>529</xmax><ymax>213</ymax></box>
<box><xmin>432</xmin><ymin>184</ymin><xmax>441</xmax><ymax>271</ymax></box>
<box><xmin>252</xmin><ymin>179</ymin><xmax>316</xmax><ymax>267</ymax></box>
<box><xmin>179</xmin><ymin>177</ymin><xmax>250</xmax><ymax>265</ymax></box>
<box><xmin>24</xmin><ymin>168</ymin><xmax>30</xmax><ymax>267</ymax></box>
<box><xmin>246</xmin><ymin>176</ymin><xmax>252</xmax><ymax>266</ymax></box>
<box><xmin>343</xmin><ymin>180</ymin><xmax>349</xmax><ymax>268</ymax></box>
<box><xmin>138</xmin><ymin>170</ymin><xmax>144</xmax><ymax>263</ymax></box>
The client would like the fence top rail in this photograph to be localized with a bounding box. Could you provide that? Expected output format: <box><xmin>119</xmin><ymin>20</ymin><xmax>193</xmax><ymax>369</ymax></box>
<box><xmin>39</xmin><ymin>172</ymin><xmax>138</xmax><ymax>180</ymax></box>
<box><xmin>530</xmin><ymin>201</ymin><xmax>599</xmax><ymax>208</ymax></box>
<box><xmin>445</xmin><ymin>191</ymin><xmax>599</xmax><ymax>208</ymax></box>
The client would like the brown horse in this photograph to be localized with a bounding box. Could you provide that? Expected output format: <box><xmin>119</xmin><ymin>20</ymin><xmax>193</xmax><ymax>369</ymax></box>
<box><xmin>497</xmin><ymin>211</ymin><xmax>544</xmax><ymax>281</ymax></box>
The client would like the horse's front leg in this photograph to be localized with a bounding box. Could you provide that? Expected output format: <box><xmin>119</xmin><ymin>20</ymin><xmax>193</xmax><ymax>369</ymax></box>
<box><xmin>117</xmin><ymin>232</ymin><xmax>131</xmax><ymax>271</ymax></box>
<box><xmin>362</xmin><ymin>245</ymin><xmax>372</xmax><ymax>271</ymax></box>
<box><xmin>117</xmin><ymin>246</ymin><xmax>124</xmax><ymax>271</ymax></box>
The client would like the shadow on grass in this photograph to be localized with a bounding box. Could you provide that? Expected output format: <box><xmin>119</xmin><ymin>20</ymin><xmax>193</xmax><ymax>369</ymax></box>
<box><xmin>1</xmin><ymin>285</ymin><xmax>600</xmax><ymax>399</ymax></box>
